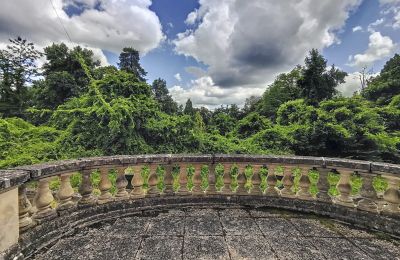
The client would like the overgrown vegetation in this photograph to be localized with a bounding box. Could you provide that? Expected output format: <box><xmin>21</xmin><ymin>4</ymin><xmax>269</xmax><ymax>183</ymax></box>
<box><xmin>0</xmin><ymin>38</ymin><xmax>399</xmax><ymax>169</ymax></box>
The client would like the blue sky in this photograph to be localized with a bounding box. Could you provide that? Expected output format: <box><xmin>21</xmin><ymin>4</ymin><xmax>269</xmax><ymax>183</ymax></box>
<box><xmin>1</xmin><ymin>0</ymin><xmax>399</xmax><ymax>107</ymax></box>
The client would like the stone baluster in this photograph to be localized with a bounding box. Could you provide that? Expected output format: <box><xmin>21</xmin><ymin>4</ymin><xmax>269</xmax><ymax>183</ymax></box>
<box><xmin>266</xmin><ymin>165</ymin><xmax>279</xmax><ymax>196</ymax></box>
<box><xmin>316</xmin><ymin>168</ymin><xmax>332</xmax><ymax>202</ymax></box>
<box><xmin>222</xmin><ymin>164</ymin><xmax>232</xmax><ymax>194</ymax></box>
<box><xmin>281</xmin><ymin>166</ymin><xmax>295</xmax><ymax>197</ymax></box>
<box><xmin>98</xmin><ymin>168</ymin><xmax>113</xmax><ymax>204</ymax></box>
<box><xmin>79</xmin><ymin>170</ymin><xmax>96</xmax><ymax>205</ymax></box>
<box><xmin>297</xmin><ymin>167</ymin><xmax>312</xmax><ymax>200</ymax></box>
<box><xmin>131</xmin><ymin>165</ymin><xmax>145</xmax><ymax>198</ymax></box>
<box><xmin>208</xmin><ymin>164</ymin><xmax>217</xmax><ymax>195</ymax></box>
<box><xmin>237</xmin><ymin>164</ymin><xmax>247</xmax><ymax>194</ymax></box>
<box><xmin>334</xmin><ymin>169</ymin><xmax>354</xmax><ymax>207</ymax></box>
<box><xmin>33</xmin><ymin>177</ymin><xmax>56</xmax><ymax>220</ymax></box>
<box><xmin>251</xmin><ymin>165</ymin><xmax>263</xmax><ymax>195</ymax></box>
<box><xmin>357</xmin><ymin>173</ymin><xmax>378</xmax><ymax>212</ymax></box>
<box><xmin>179</xmin><ymin>164</ymin><xmax>189</xmax><ymax>195</ymax></box>
<box><xmin>382</xmin><ymin>175</ymin><xmax>400</xmax><ymax>213</ymax></box>
<box><xmin>192</xmin><ymin>164</ymin><xmax>203</xmax><ymax>194</ymax></box>
<box><xmin>18</xmin><ymin>185</ymin><xmax>33</xmax><ymax>231</ymax></box>
<box><xmin>164</xmin><ymin>165</ymin><xmax>174</xmax><ymax>195</ymax></box>
<box><xmin>115</xmin><ymin>167</ymin><xmax>129</xmax><ymax>199</ymax></box>
<box><xmin>57</xmin><ymin>173</ymin><xmax>75</xmax><ymax>210</ymax></box>
<box><xmin>147</xmin><ymin>164</ymin><xmax>159</xmax><ymax>195</ymax></box>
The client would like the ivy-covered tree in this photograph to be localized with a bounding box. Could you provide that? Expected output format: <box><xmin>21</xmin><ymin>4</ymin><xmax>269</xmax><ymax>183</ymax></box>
<box><xmin>118</xmin><ymin>47</ymin><xmax>147</xmax><ymax>82</ymax></box>
<box><xmin>363</xmin><ymin>53</ymin><xmax>400</xmax><ymax>105</ymax></box>
<box><xmin>257</xmin><ymin>67</ymin><xmax>302</xmax><ymax>119</ymax></box>
<box><xmin>42</xmin><ymin>43</ymin><xmax>100</xmax><ymax>88</ymax></box>
<box><xmin>297</xmin><ymin>49</ymin><xmax>347</xmax><ymax>105</ymax></box>
<box><xmin>0</xmin><ymin>37</ymin><xmax>42</xmax><ymax>117</ymax></box>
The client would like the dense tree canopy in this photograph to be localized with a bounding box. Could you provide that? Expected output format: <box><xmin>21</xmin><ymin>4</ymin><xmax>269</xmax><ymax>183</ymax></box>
<box><xmin>0</xmin><ymin>40</ymin><xmax>399</xmax><ymax>169</ymax></box>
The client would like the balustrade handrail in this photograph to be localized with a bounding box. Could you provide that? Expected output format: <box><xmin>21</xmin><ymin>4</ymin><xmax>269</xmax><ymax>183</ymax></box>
<box><xmin>1</xmin><ymin>154</ymin><xmax>400</xmax><ymax>258</ymax></box>
<box><xmin>1</xmin><ymin>154</ymin><xmax>399</xmax><ymax>192</ymax></box>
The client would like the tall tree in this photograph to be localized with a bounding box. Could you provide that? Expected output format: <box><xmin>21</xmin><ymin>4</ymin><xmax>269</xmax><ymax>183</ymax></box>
<box><xmin>151</xmin><ymin>78</ymin><xmax>178</xmax><ymax>114</ymax></box>
<box><xmin>297</xmin><ymin>49</ymin><xmax>347</xmax><ymax>105</ymax></box>
<box><xmin>0</xmin><ymin>37</ymin><xmax>42</xmax><ymax>117</ymax></box>
<box><xmin>118</xmin><ymin>47</ymin><xmax>147</xmax><ymax>82</ymax></box>
<box><xmin>183</xmin><ymin>98</ymin><xmax>195</xmax><ymax>116</ymax></box>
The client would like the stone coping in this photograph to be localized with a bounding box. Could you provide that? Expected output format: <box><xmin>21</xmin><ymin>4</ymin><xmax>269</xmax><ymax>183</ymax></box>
<box><xmin>0</xmin><ymin>154</ymin><xmax>399</xmax><ymax>193</ymax></box>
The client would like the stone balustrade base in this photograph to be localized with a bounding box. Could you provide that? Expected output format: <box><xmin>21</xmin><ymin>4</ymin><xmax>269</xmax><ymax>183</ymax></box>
<box><xmin>2</xmin><ymin>195</ymin><xmax>400</xmax><ymax>260</ymax></box>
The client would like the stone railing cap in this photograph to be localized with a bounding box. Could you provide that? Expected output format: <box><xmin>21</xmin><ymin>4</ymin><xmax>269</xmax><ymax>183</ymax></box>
<box><xmin>4</xmin><ymin>154</ymin><xmax>399</xmax><ymax>189</ymax></box>
<box><xmin>323</xmin><ymin>157</ymin><xmax>371</xmax><ymax>172</ymax></box>
<box><xmin>0</xmin><ymin>170</ymin><xmax>30</xmax><ymax>191</ymax></box>
<box><xmin>371</xmin><ymin>162</ymin><xmax>400</xmax><ymax>175</ymax></box>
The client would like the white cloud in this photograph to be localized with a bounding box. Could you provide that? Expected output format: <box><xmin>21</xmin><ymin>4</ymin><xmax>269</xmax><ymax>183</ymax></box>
<box><xmin>348</xmin><ymin>32</ymin><xmax>395</xmax><ymax>67</ymax></box>
<box><xmin>185</xmin><ymin>9</ymin><xmax>199</xmax><ymax>25</ymax></box>
<box><xmin>0</xmin><ymin>0</ymin><xmax>164</xmax><ymax>64</ymax></box>
<box><xmin>352</xmin><ymin>26</ymin><xmax>363</xmax><ymax>32</ymax></box>
<box><xmin>174</xmin><ymin>73</ymin><xmax>182</xmax><ymax>82</ymax></box>
<box><xmin>337</xmin><ymin>71</ymin><xmax>379</xmax><ymax>97</ymax></box>
<box><xmin>173</xmin><ymin>0</ymin><xmax>361</xmax><ymax>105</ymax></box>
<box><xmin>169</xmin><ymin>76</ymin><xmax>264</xmax><ymax>109</ymax></box>
<box><xmin>367</xmin><ymin>18</ymin><xmax>385</xmax><ymax>32</ymax></box>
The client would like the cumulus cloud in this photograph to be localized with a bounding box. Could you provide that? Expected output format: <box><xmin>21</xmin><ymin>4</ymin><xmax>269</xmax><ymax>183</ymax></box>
<box><xmin>348</xmin><ymin>31</ymin><xmax>395</xmax><ymax>67</ymax></box>
<box><xmin>0</xmin><ymin>0</ymin><xmax>164</xmax><ymax>64</ymax></box>
<box><xmin>352</xmin><ymin>26</ymin><xmax>363</xmax><ymax>32</ymax></box>
<box><xmin>174</xmin><ymin>73</ymin><xmax>182</xmax><ymax>82</ymax></box>
<box><xmin>173</xmin><ymin>0</ymin><xmax>361</xmax><ymax>106</ymax></box>
<box><xmin>169</xmin><ymin>76</ymin><xmax>264</xmax><ymax>109</ymax></box>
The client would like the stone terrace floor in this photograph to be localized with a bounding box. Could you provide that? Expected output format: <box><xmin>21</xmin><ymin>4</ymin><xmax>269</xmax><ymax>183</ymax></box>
<box><xmin>32</xmin><ymin>207</ymin><xmax>400</xmax><ymax>260</ymax></box>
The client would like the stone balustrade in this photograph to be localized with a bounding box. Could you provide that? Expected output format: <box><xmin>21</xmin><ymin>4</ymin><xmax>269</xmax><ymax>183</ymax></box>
<box><xmin>0</xmin><ymin>154</ymin><xmax>399</xmax><ymax>259</ymax></box>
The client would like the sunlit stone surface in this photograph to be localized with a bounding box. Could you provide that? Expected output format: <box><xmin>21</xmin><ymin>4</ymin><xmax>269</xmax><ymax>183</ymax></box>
<box><xmin>31</xmin><ymin>207</ymin><xmax>400</xmax><ymax>260</ymax></box>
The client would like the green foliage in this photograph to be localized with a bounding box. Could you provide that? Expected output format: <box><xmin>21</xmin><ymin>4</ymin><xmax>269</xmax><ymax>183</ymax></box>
<box><xmin>152</xmin><ymin>78</ymin><xmax>178</xmax><ymax>114</ymax></box>
<box><xmin>1</xmin><ymin>41</ymin><xmax>399</xmax><ymax>171</ymax></box>
<box><xmin>230</xmin><ymin>165</ymin><xmax>239</xmax><ymax>192</ymax></box>
<box><xmin>259</xmin><ymin>167</ymin><xmax>268</xmax><ymax>193</ymax></box>
<box><xmin>0</xmin><ymin>118</ymin><xmax>62</xmax><ymax>168</ymax></box>
<box><xmin>363</xmin><ymin>54</ymin><xmax>400</xmax><ymax>105</ymax></box>
<box><xmin>183</xmin><ymin>98</ymin><xmax>195</xmax><ymax>116</ymax></box>
<box><xmin>141</xmin><ymin>166</ymin><xmax>150</xmax><ymax>191</ymax></box>
<box><xmin>244</xmin><ymin>165</ymin><xmax>253</xmax><ymax>192</ymax></box>
<box><xmin>200</xmin><ymin>165</ymin><xmax>209</xmax><ymax>191</ymax></box>
<box><xmin>215</xmin><ymin>163</ymin><xmax>225</xmax><ymax>191</ymax></box>
<box><xmin>297</xmin><ymin>49</ymin><xmax>347</xmax><ymax>105</ymax></box>
<box><xmin>156</xmin><ymin>166</ymin><xmax>165</xmax><ymax>192</ymax></box>
<box><xmin>145</xmin><ymin>112</ymin><xmax>199</xmax><ymax>153</ymax></box>
<box><xmin>257</xmin><ymin>67</ymin><xmax>302</xmax><ymax>119</ymax></box>
<box><xmin>236</xmin><ymin>113</ymin><xmax>272</xmax><ymax>138</ymax></box>
<box><xmin>171</xmin><ymin>165</ymin><xmax>181</xmax><ymax>192</ymax></box>
<box><xmin>186</xmin><ymin>165</ymin><xmax>195</xmax><ymax>191</ymax></box>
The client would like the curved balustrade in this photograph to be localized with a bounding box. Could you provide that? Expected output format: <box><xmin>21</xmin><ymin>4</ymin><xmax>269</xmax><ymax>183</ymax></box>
<box><xmin>0</xmin><ymin>154</ymin><xmax>399</xmax><ymax>259</ymax></box>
